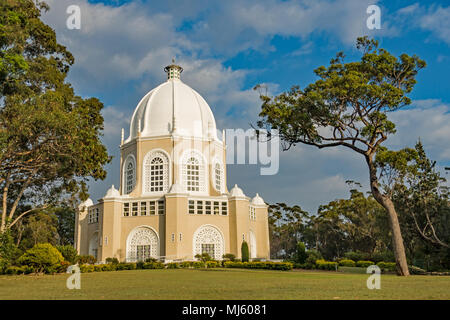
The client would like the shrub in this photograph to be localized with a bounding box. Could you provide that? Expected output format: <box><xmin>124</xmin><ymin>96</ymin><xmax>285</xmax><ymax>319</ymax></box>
<box><xmin>339</xmin><ymin>259</ymin><xmax>356</xmax><ymax>267</ymax></box>
<box><xmin>241</xmin><ymin>241</ymin><xmax>249</xmax><ymax>262</ymax></box>
<box><xmin>167</xmin><ymin>262</ymin><xmax>180</xmax><ymax>269</ymax></box>
<box><xmin>143</xmin><ymin>262</ymin><xmax>164</xmax><ymax>269</ymax></box>
<box><xmin>145</xmin><ymin>257</ymin><xmax>158</xmax><ymax>263</ymax></box>
<box><xmin>56</xmin><ymin>245</ymin><xmax>78</xmax><ymax>264</ymax></box>
<box><xmin>315</xmin><ymin>259</ymin><xmax>338</xmax><ymax>271</ymax></box>
<box><xmin>4</xmin><ymin>266</ymin><xmax>26</xmax><ymax>275</ymax></box>
<box><xmin>76</xmin><ymin>255</ymin><xmax>96</xmax><ymax>265</ymax></box>
<box><xmin>56</xmin><ymin>261</ymin><xmax>71</xmax><ymax>273</ymax></box>
<box><xmin>94</xmin><ymin>265</ymin><xmax>104</xmax><ymax>272</ymax></box>
<box><xmin>0</xmin><ymin>230</ymin><xmax>21</xmax><ymax>268</ymax></box>
<box><xmin>344</xmin><ymin>251</ymin><xmax>370</xmax><ymax>262</ymax></box>
<box><xmin>136</xmin><ymin>261</ymin><xmax>145</xmax><ymax>269</ymax></box>
<box><xmin>195</xmin><ymin>253</ymin><xmax>213</xmax><ymax>263</ymax></box>
<box><xmin>105</xmin><ymin>257</ymin><xmax>119</xmax><ymax>264</ymax></box>
<box><xmin>193</xmin><ymin>261</ymin><xmax>205</xmax><ymax>268</ymax></box>
<box><xmin>222</xmin><ymin>253</ymin><xmax>236</xmax><ymax>262</ymax></box>
<box><xmin>295</xmin><ymin>242</ymin><xmax>307</xmax><ymax>264</ymax></box>
<box><xmin>305</xmin><ymin>249</ymin><xmax>323</xmax><ymax>268</ymax></box>
<box><xmin>356</xmin><ymin>260</ymin><xmax>375</xmax><ymax>268</ymax></box>
<box><xmin>180</xmin><ymin>261</ymin><xmax>193</xmax><ymax>268</ymax></box>
<box><xmin>377</xmin><ymin>261</ymin><xmax>396</xmax><ymax>272</ymax></box>
<box><xmin>371</xmin><ymin>251</ymin><xmax>395</xmax><ymax>263</ymax></box>
<box><xmin>223</xmin><ymin>261</ymin><xmax>293</xmax><ymax>271</ymax></box>
<box><xmin>18</xmin><ymin>243</ymin><xmax>64</xmax><ymax>274</ymax></box>
<box><xmin>206</xmin><ymin>261</ymin><xmax>219</xmax><ymax>268</ymax></box>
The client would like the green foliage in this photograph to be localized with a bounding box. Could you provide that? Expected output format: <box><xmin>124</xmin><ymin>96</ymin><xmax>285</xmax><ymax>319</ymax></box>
<box><xmin>222</xmin><ymin>253</ymin><xmax>236</xmax><ymax>261</ymax></box>
<box><xmin>377</xmin><ymin>261</ymin><xmax>396</xmax><ymax>272</ymax></box>
<box><xmin>268</xmin><ymin>203</ymin><xmax>308</xmax><ymax>259</ymax></box>
<box><xmin>339</xmin><ymin>259</ymin><xmax>356</xmax><ymax>267</ymax></box>
<box><xmin>223</xmin><ymin>261</ymin><xmax>293</xmax><ymax>271</ymax></box>
<box><xmin>294</xmin><ymin>241</ymin><xmax>307</xmax><ymax>264</ymax></box>
<box><xmin>180</xmin><ymin>261</ymin><xmax>193</xmax><ymax>268</ymax></box>
<box><xmin>0</xmin><ymin>229</ymin><xmax>21</xmax><ymax>268</ymax></box>
<box><xmin>0</xmin><ymin>0</ymin><xmax>110</xmax><ymax>233</ymax></box>
<box><xmin>315</xmin><ymin>259</ymin><xmax>338</xmax><ymax>271</ymax></box>
<box><xmin>256</xmin><ymin>37</ymin><xmax>426</xmax><ymax>276</ymax></box>
<box><xmin>206</xmin><ymin>261</ymin><xmax>219</xmax><ymax>268</ymax></box>
<box><xmin>166</xmin><ymin>262</ymin><xmax>179</xmax><ymax>269</ymax></box>
<box><xmin>18</xmin><ymin>243</ymin><xmax>64</xmax><ymax>273</ymax></box>
<box><xmin>105</xmin><ymin>257</ymin><xmax>119</xmax><ymax>264</ymax></box>
<box><xmin>192</xmin><ymin>261</ymin><xmax>205</xmax><ymax>269</ymax></box>
<box><xmin>356</xmin><ymin>260</ymin><xmax>375</xmax><ymax>268</ymax></box>
<box><xmin>241</xmin><ymin>241</ymin><xmax>249</xmax><ymax>262</ymax></box>
<box><xmin>195</xmin><ymin>253</ymin><xmax>213</xmax><ymax>263</ymax></box>
<box><xmin>56</xmin><ymin>245</ymin><xmax>77</xmax><ymax>264</ymax></box>
<box><xmin>305</xmin><ymin>249</ymin><xmax>323</xmax><ymax>267</ymax></box>
<box><xmin>143</xmin><ymin>262</ymin><xmax>164</xmax><ymax>269</ymax></box>
<box><xmin>344</xmin><ymin>251</ymin><xmax>370</xmax><ymax>262</ymax></box>
<box><xmin>76</xmin><ymin>255</ymin><xmax>96</xmax><ymax>265</ymax></box>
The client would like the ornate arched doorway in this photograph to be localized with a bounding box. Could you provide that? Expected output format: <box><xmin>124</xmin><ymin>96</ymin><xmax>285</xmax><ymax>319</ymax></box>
<box><xmin>126</xmin><ymin>226</ymin><xmax>159</xmax><ymax>262</ymax></box>
<box><xmin>193</xmin><ymin>225</ymin><xmax>224</xmax><ymax>260</ymax></box>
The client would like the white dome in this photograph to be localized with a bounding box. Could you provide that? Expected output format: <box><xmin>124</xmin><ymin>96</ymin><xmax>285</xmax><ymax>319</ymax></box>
<box><xmin>252</xmin><ymin>193</ymin><xmax>265</xmax><ymax>206</ymax></box>
<box><xmin>126</xmin><ymin>63</ymin><xmax>218</xmax><ymax>142</ymax></box>
<box><xmin>104</xmin><ymin>185</ymin><xmax>120</xmax><ymax>198</ymax></box>
<box><xmin>229</xmin><ymin>184</ymin><xmax>246</xmax><ymax>197</ymax></box>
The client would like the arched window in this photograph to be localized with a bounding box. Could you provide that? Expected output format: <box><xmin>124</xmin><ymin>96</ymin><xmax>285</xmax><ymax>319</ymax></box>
<box><xmin>123</xmin><ymin>156</ymin><xmax>136</xmax><ymax>194</ymax></box>
<box><xmin>181</xmin><ymin>150</ymin><xmax>205</xmax><ymax>193</ymax></box>
<box><xmin>143</xmin><ymin>151</ymin><xmax>169</xmax><ymax>193</ymax></box>
<box><xmin>214</xmin><ymin>162</ymin><xmax>223</xmax><ymax>192</ymax></box>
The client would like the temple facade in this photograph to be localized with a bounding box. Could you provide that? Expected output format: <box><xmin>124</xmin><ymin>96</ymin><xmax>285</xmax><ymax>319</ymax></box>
<box><xmin>74</xmin><ymin>62</ymin><xmax>270</xmax><ymax>262</ymax></box>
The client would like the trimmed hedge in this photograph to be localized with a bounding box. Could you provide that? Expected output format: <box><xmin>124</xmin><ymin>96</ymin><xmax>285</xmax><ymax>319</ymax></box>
<box><xmin>223</xmin><ymin>261</ymin><xmax>293</xmax><ymax>270</ymax></box>
<box><xmin>377</xmin><ymin>261</ymin><xmax>396</xmax><ymax>272</ymax></box>
<box><xmin>338</xmin><ymin>259</ymin><xmax>356</xmax><ymax>267</ymax></box>
<box><xmin>316</xmin><ymin>259</ymin><xmax>338</xmax><ymax>271</ymax></box>
<box><xmin>356</xmin><ymin>260</ymin><xmax>375</xmax><ymax>268</ymax></box>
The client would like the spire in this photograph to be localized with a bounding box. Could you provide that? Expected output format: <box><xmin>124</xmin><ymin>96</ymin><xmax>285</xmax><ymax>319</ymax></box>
<box><xmin>164</xmin><ymin>58</ymin><xmax>183</xmax><ymax>80</ymax></box>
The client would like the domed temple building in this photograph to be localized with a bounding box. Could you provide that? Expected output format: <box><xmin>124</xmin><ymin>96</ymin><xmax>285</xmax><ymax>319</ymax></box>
<box><xmin>75</xmin><ymin>62</ymin><xmax>270</xmax><ymax>262</ymax></box>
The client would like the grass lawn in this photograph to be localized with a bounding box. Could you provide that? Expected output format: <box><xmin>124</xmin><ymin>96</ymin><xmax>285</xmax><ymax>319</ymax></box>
<box><xmin>0</xmin><ymin>268</ymin><xmax>449</xmax><ymax>300</ymax></box>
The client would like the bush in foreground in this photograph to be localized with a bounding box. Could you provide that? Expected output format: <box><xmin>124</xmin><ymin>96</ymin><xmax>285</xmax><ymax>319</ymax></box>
<box><xmin>18</xmin><ymin>243</ymin><xmax>64</xmax><ymax>274</ymax></box>
<box><xmin>315</xmin><ymin>259</ymin><xmax>338</xmax><ymax>271</ymax></box>
<box><xmin>356</xmin><ymin>260</ymin><xmax>375</xmax><ymax>268</ymax></box>
<box><xmin>338</xmin><ymin>259</ymin><xmax>356</xmax><ymax>267</ymax></box>
<box><xmin>223</xmin><ymin>261</ymin><xmax>293</xmax><ymax>271</ymax></box>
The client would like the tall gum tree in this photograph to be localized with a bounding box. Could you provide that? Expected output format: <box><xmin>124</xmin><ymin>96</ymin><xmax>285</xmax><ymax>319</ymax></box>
<box><xmin>0</xmin><ymin>0</ymin><xmax>110</xmax><ymax>232</ymax></box>
<box><xmin>256</xmin><ymin>37</ymin><xmax>426</xmax><ymax>276</ymax></box>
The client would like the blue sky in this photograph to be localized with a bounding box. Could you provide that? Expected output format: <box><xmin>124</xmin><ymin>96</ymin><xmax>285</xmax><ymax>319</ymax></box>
<box><xmin>42</xmin><ymin>0</ymin><xmax>450</xmax><ymax>213</ymax></box>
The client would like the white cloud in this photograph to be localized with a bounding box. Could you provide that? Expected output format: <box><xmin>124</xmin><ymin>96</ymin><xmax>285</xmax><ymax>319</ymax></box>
<box><xmin>419</xmin><ymin>6</ymin><xmax>450</xmax><ymax>44</ymax></box>
<box><xmin>388</xmin><ymin>100</ymin><xmax>450</xmax><ymax>161</ymax></box>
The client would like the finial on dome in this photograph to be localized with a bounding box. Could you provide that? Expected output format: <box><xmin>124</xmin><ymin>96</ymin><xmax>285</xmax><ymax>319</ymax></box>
<box><xmin>164</xmin><ymin>59</ymin><xmax>183</xmax><ymax>80</ymax></box>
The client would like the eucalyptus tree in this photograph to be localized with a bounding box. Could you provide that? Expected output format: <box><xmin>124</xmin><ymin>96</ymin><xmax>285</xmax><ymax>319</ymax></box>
<box><xmin>256</xmin><ymin>37</ymin><xmax>426</xmax><ymax>275</ymax></box>
<box><xmin>0</xmin><ymin>0</ymin><xmax>110</xmax><ymax>233</ymax></box>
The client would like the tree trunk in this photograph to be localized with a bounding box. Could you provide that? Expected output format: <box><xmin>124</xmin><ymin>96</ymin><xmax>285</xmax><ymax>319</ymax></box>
<box><xmin>367</xmin><ymin>157</ymin><xmax>410</xmax><ymax>276</ymax></box>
